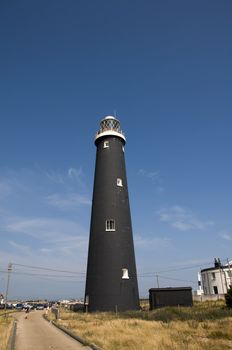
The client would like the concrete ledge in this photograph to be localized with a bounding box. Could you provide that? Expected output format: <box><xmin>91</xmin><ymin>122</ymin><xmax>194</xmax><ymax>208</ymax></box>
<box><xmin>43</xmin><ymin>314</ymin><xmax>102</xmax><ymax>350</ymax></box>
<box><xmin>193</xmin><ymin>294</ymin><xmax>225</xmax><ymax>302</ymax></box>
<box><xmin>7</xmin><ymin>320</ymin><xmax>17</xmax><ymax>350</ymax></box>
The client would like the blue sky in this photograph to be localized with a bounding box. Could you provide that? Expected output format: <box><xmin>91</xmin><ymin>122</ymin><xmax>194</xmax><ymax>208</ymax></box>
<box><xmin>0</xmin><ymin>0</ymin><xmax>232</xmax><ymax>300</ymax></box>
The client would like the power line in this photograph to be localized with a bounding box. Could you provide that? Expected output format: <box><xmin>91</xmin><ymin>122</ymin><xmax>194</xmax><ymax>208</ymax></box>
<box><xmin>7</xmin><ymin>271</ymin><xmax>85</xmax><ymax>279</ymax></box>
<box><xmin>6</xmin><ymin>257</ymin><xmax>231</xmax><ymax>283</ymax></box>
<box><xmin>138</xmin><ymin>263</ymin><xmax>210</xmax><ymax>275</ymax></box>
<box><xmin>13</xmin><ymin>263</ymin><xmax>86</xmax><ymax>275</ymax></box>
<box><xmin>0</xmin><ymin>270</ymin><xmax>196</xmax><ymax>285</ymax></box>
<box><xmin>138</xmin><ymin>274</ymin><xmax>197</xmax><ymax>284</ymax></box>
<box><xmin>138</xmin><ymin>258</ymin><xmax>232</xmax><ymax>275</ymax></box>
<box><xmin>0</xmin><ymin>267</ymin><xmax>196</xmax><ymax>285</ymax></box>
<box><xmin>157</xmin><ymin>275</ymin><xmax>197</xmax><ymax>284</ymax></box>
<box><xmin>0</xmin><ymin>269</ymin><xmax>85</xmax><ymax>283</ymax></box>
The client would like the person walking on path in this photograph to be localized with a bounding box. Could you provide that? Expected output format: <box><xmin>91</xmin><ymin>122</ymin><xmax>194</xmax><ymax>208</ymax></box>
<box><xmin>25</xmin><ymin>306</ymin><xmax>30</xmax><ymax>319</ymax></box>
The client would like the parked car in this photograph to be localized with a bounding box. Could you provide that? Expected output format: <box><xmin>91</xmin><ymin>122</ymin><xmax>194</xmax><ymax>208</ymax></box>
<box><xmin>36</xmin><ymin>304</ymin><xmax>44</xmax><ymax>310</ymax></box>
<box><xmin>15</xmin><ymin>303</ymin><xmax>24</xmax><ymax>310</ymax></box>
<box><xmin>23</xmin><ymin>303</ymin><xmax>33</xmax><ymax>310</ymax></box>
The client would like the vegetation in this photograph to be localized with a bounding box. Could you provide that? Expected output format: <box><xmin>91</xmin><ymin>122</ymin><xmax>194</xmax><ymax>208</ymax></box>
<box><xmin>0</xmin><ymin>312</ymin><xmax>14</xmax><ymax>350</ymax></box>
<box><xmin>225</xmin><ymin>286</ymin><xmax>232</xmax><ymax>308</ymax></box>
<box><xmin>48</xmin><ymin>301</ymin><xmax>232</xmax><ymax>350</ymax></box>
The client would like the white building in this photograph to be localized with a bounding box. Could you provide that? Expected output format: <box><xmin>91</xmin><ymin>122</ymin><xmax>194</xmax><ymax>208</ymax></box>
<box><xmin>0</xmin><ymin>293</ymin><xmax>4</xmax><ymax>304</ymax></box>
<box><xmin>201</xmin><ymin>259</ymin><xmax>232</xmax><ymax>295</ymax></box>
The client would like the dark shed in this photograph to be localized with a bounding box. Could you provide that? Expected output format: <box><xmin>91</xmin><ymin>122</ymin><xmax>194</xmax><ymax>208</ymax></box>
<box><xmin>149</xmin><ymin>287</ymin><xmax>193</xmax><ymax>309</ymax></box>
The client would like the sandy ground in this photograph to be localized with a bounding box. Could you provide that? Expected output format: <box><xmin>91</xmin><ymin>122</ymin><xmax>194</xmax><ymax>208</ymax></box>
<box><xmin>14</xmin><ymin>310</ymin><xmax>90</xmax><ymax>350</ymax></box>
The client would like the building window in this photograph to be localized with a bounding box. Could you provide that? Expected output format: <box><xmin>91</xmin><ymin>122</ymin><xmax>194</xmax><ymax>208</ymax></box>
<box><xmin>106</xmin><ymin>219</ymin><xmax>115</xmax><ymax>231</ymax></box>
<box><xmin>213</xmin><ymin>286</ymin><xmax>218</xmax><ymax>294</ymax></box>
<box><xmin>104</xmin><ymin>141</ymin><xmax>109</xmax><ymax>148</ymax></box>
<box><xmin>117</xmin><ymin>178</ymin><xmax>123</xmax><ymax>187</ymax></box>
<box><xmin>211</xmin><ymin>272</ymin><xmax>216</xmax><ymax>280</ymax></box>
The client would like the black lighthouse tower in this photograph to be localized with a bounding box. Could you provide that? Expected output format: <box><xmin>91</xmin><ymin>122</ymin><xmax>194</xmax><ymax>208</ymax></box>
<box><xmin>85</xmin><ymin>116</ymin><xmax>140</xmax><ymax>312</ymax></box>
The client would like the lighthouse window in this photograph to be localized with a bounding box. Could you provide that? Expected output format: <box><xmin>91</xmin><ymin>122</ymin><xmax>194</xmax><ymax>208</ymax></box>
<box><xmin>104</xmin><ymin>141</ymin><xmax>109</xmax><ymax>148</ymax></box>
<box><xmin>117</xmin><ymin>178</ymin><xmax>123</xmax><ymax>187</ymax></box>
<box><xmin>122</xmin><ymin>268</ymin><xmax>129</xmax><ymax>279</ymax></box>
<box><xmin>106</xmin><ymin>219</ymin><xmax>115</xmax><ymax>231</ymax></box>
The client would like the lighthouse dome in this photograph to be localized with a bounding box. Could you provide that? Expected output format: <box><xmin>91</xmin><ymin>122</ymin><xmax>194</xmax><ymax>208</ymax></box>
<box><xmin>95</xmin><ymin>115</ymin><xmax>126</xmax><ymax>144</ymax></box>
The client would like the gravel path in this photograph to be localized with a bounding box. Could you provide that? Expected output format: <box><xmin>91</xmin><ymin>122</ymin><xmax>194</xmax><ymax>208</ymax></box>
<box><xmin>14</xmin><ymin>310</ymin><xmax>90</xmax><ymax>350</ymax></box>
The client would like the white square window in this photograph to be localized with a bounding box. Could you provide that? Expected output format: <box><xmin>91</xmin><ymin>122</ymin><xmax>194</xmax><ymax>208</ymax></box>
<box><xmin>117</xmin><ymin>178</ymin><xmax>123</xmax><ymax>187</ymax></box>
<box><xmin>106</xmin><ymin>219</ymin><xmax>115</xmax><ymax>231</ymax></box>
<box><xmin>104</xmin><ymin>141</ymin><xmax>109</xmax><ymax>148</ymax></box>
<box><xmin>122</xmin><ymin>268</ymin><xmax>129</xmax><ymax>279</ymax></box>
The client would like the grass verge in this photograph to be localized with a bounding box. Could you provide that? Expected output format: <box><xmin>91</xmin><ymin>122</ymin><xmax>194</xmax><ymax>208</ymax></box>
<box><xmin>0</xmin><ymin>313</ymin><xmax>14</xmax><ymax>350</ymax></box>
<box><xmin>48</xmin><ymin>301</ymin><xmax>232</xmax><ymax>350</ymax></box>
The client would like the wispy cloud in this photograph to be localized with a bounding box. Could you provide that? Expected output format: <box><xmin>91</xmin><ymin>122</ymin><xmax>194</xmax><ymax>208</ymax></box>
<box><xmin>4</xmin><ymin>216</ymin><xmax>89</xmax><ymax>260</ymax></box>
<box><xmin>45</xmin><ymin>170</ymin><xmax>65</xmax><ymax>184</ymax></box>
<box><xmin>0</xmin><ymin>165</ymin><xmax>90</xmax><ymax>223</ymax></box>
<box><xmin>46</xmin><ymin>193</ymin><xmax>91</xmax><ymax>210</ymax></box>
<box><xmin>138</xmin><ymin>169</ymin><xmax>159</xmax><ymax>180</ymax></box>
<box><xmin>45</xmin><ymin>167</ymin><xmax>85</xmax><ymax>188</ymax></box>
<box><xmin>8</xmin><ymin>240</ymin><xmax>30</xmax><ymax>253</ymax></box>
<box><xmin>157</xmin><ymin>205</ymin><xmax>214</xmax><ymax>231</ymax></box>
<box><xmin>0</xmin><ymin>166</ymin><xmax>91</xmax><ymax>275</ymax></box>
<box><xmin>39</xmin><ymin>248</ymin><xmax>53</xmax><ymax>254</ymax></box>
<box><xmin>135</xmin><ymin>235</ymin><xmax>171</xmax><ymax>249</ymax></box>
<box><xmin>138</xmin><ymin>169</ymin><xmax>164</xmax><ymax>192</ymax></box>
<box><xmin>38</xmin><ymin>241</ymin><xmax>87</xmax><ymax>257</ymax></box>
<box><xmin>0</xmin><ymin>181</ymin><xmax>12</xmax><ymax>198</ymax></box>
<box><xmin>219</xmin><ymin>231</ymin><xmax>232</xmax><ymax>241</ymax></box>
<box><xmin>6</xmin><ymin>217</ymin><xmax>87</xmax><ymax>242</ymax></box>
<box><xmin>68</xmin><ymin>167</ymin><xmax>84</xmax><ymax>181</ymax></box>
<box><xmin>0</xmin><ymin>173</ymin><xmax>30</xmax><ymax>203</ymax></box>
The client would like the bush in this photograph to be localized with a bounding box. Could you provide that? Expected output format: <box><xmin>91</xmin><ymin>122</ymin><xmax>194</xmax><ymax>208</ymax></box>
<box><xmin>225</xmin><ymin>286</ymin><xmax>232</xmax><ymax>308</ymax></box>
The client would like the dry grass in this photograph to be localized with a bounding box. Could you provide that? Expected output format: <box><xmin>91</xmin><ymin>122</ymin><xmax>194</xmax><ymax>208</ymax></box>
<box><xmin>49</xmin><ymin>301</ymin><xmax>232</xmax><ymax>350</ymax></box>
<box><xmin>0</xmin><ymin>313</ymin><xmax>14</xmax><ymax>350</ymax></box>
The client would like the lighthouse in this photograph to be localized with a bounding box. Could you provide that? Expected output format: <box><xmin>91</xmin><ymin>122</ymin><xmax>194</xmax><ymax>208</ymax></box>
<box><xmin>85</xmin><ymin>116</ymin><xmax>140</xmax><ymax>312</ymax></box>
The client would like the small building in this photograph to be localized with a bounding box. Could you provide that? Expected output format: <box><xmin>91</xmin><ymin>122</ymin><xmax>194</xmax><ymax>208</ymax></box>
<box><xmin>149</xmin><ymin>287</ymin><xmax>193</xmax><ymax>310</ymax></box>
<box><xmin>69</xmin><ymin>302</ymin><xmax>84</xmax><ymax>312</ymax></box>
<box><xmin>201</xmin><ymin>258</ymin><xmax>232</xmax><ymax>295</ymax></box>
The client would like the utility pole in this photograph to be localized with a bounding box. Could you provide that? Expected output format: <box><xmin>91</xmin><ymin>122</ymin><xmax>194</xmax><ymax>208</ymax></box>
<box><xmin>156</xmin><ymin>274</ymin><xmax>160</xmax><ymax>288</ymax></box>
<box><xmin>227</xmin><ymin>258</ymin><xmax>232</xmax><ymax>288</ymax></box>
<box><xmin>4</xmin><ymin>263</ymin><xmax>12</xmax><ymax>315</ymax></box>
